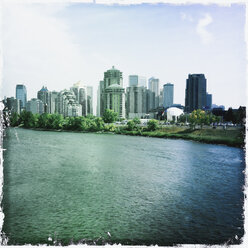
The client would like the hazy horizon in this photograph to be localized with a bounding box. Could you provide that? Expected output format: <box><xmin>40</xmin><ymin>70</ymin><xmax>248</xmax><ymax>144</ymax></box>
<box><xmin>1</xmin><ymin>1</ymin><xmax>246</xmax><ymax>113</ymax></box>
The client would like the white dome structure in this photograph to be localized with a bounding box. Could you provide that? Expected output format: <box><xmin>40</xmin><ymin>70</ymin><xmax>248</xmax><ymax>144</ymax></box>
<box><xmin>166</xmin><ymin>107</ymin><xmax>184</xmax><ymax>122</ymax></box>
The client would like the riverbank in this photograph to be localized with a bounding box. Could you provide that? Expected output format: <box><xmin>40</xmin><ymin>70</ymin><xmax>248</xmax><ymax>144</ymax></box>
<box><xmin>16</xmin><ymin>125</ymin><xmax>245</xmax><ymax>148</ymax></box>
<box><xmin>115</xmin><ymin>127</ymin><xmax>245</xmax><ymax>148</ymax></box>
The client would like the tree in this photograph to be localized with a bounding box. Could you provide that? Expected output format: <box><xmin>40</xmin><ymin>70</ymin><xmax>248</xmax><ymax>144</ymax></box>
<box><xmin>147</xmin><ymin>119</ymin><xmax>158</xmax><ymax>131</ymax></box>
<box><xmin>178</xmin><ymin>114</ymin><xmax>187</xmax><ymax>123</ymax></box>
<box><xmin>48</xmin><ymin>114</ymin><xmax>63</xmax><ymax>129</ymax></box>
<box><xmin>19</xmin><ymin>110</ymin><xmax>36</xmax><ymax>128</ymax></box>
<box><xmin>95</xmin><ymin>117</ymin><xmax>105</xmax><ymax>131</ymax></box>
<box><xmin>102</xmin><ymin>109</ymin><xmax>118</xmax><ymax>123</ymax></box>
<box><xmin>189</xmin><ymin>109</ymin><xmax>206</xmax><ymax>129</ymax></box>
<box><xmin>225</xmin><ymin>108</ymin><xmax>233</xmax><ymax>122</ymax></box>
<box><xmin>127</xmin><ymin>120</ymin><xmax>135</xmax><ymax>131</ymax></box>
<box><xmin>198</xmin><ymin>110</ymin><xmax>206</xmax><ymax>128</ymax></box>
<box><xmin>237</xmin><ymin>106</ymin><xmax>246</xmax><ymax>125</ymax></box>
<box><xmin>10</xmin><ymin>112</ymin><xmax>19</xmax><ymax>127</ymax></box>
<box><xmin>132</xmin><ymin>117</ymin><xmax>141</xmax><ymax>125</ymax></box>
<box><xmin>37</xmin><ymin>113</ymin><xmax>49</xmax><ymax>128</ymax></box>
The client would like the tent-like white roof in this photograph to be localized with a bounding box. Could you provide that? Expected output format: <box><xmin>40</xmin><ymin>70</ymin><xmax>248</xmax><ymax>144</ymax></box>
<box><xmin>166</xmin><ymin>107</ymin><xmax>184</xmax><ymax>121</ymax></box>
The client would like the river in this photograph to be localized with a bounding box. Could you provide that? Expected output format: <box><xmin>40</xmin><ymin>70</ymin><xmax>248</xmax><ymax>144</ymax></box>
<box><xmin>1</xmin><ymin>127</ymin><xmax>245</xmax><ymax>245</ymax></box>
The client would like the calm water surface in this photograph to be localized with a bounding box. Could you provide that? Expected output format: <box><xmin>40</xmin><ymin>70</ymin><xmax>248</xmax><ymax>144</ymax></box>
<box><xmin>2</xmin><ymin>127</ymin><xmax>245</xmax><ymax>245</ymax></box>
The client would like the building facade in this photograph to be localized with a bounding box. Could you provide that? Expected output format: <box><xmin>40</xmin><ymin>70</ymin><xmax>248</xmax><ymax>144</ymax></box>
<box><xmin>97</xmin><ymin>81</ymin><xmax>104</xmax><ymax>117</ymax></box>
<box><xmin>126</xmin><ymin>86</ymin><xmax>147</xmax><ymax>119</ymax></box>
<box><xmin>148</xmin><ymin>77</ymin><xmax>160</xmax><ymax>108</ymax></box>
<box><xmin>26</xmin><ymin>98</ymin><xmax>44</xmax><ymax>114</ymax></box>
<box><xmin>129</xmin><ymin>75</ymin><xmax>147</xmax><ymax>87</ymax></box>
<box><xmin>70</xmin><ymin>82</ymin><xmax>92</xmax><ymax>116</ymax></box>
<box><xmin>57</xmin><ymin>89</ymin><xmax>82</xmax><ymax>117</ymax></box>
<box><xmin>146</xmin><ymin>89</ymin><xmax>155</xmax><ymax>112</ymax></box>
<box><xmin>87</xmin><ymin>86</ymin><xmax>93</xmax><ymax>115</ymax></box>
<box><xmin>163</xmin><ymin>83</ymin><xmax>174</xmax><ymax>108</ymax></box>
<box><xmin>100</xmin><ymin>66</ymin><xmax>125</xmax><ymax>118</ymax></box>
<box><xmin>104</xmin><ymin>66</ymin><xmax>123</xmax><ymax>88</ymax></box>
<box><xmin>104</xmin><ymin>84</ymin><xmax>125</xmax><ymax>119</ymax></box>
<box><xmin>37</xmin><ymin>86</ymin><xmax>51</xmax><ymax>113</ymax></box>
<box><xmin>50</xmin><ymin>91</ymin><xmax>59</xmax><ymax>114</ymax></box>
<box><xmin>206</xmin><ymin>93</ymin><xmax>212</xmax><ymax>110</ymax></box>
<box><xmin>6</xmin><ymin>97</ymin><xmax>21</xmax><ymax>114</ymax></box>
<box><xmin>16</xmin><ymin>84</ymin><xmax>27</xmax><ymax>110</ymax></box>
<box><xmin>159</xmin><ymin>89</ymin><xmax>163</xmax><ymax>107</ymax></box>
<box><xmin>185</xmin><ymin>74</ymin><xmax>207</xmax><ymax>113</ymax></box>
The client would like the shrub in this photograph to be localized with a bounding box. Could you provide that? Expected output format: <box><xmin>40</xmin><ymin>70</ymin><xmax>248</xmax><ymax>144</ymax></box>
<box><xmin>147</xmin><ymin>119</ymin><xmax>159</xmax><ymax>131</ymax></box>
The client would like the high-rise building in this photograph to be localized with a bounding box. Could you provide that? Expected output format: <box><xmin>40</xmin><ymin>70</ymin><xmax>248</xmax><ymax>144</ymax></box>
<box><xmin>16</xmin><ymin>84</ymin><xmax>27</xmax><ymax>109</ymax></box>
<box><xmin>26</xmin><ymin>98</ymin><xmax>44</xmax><ymax>114</ymax></box>
<box><xmin>37</xmin><ymin>86</ymin><xmax>51</xmax><ymax>113</ymax></box>
<box><xmin>57</xmin><ymin>89</ymin><xmax>82</xmax><ymax>117</ymax></box>
<box><xmin>6</xmin><ymin>97</ymin><xmax>21</xmax><ymax>114</ymax></box>
<box><xmin>50</xmin><ymin>91</ymin><xmax>59</xmax><ymax>114</ymax></box>
<box><xmin>139</xmin><ymin>76</ymin><xmax>147</xmax><ymax>88</ymax></box>
<box><xmin>100</xmin><ymin>66</ymin><xmax>125</xmax><ymax>118</ymax></box>
<box><xmin>104</xmin><ymin>85</ymin><xmax>125</xmax><ymax>119</ymax></box>
<box><xmin>159</xmin><ymin>89</ymin><xmax>163</xmax><ymax>107</ymax></box>
<box><xmin>104</xmin><ymin>66</ymin><xmax>123</xmax><ymax>88</ymax></box>
<box><xmin>87</xmin><ymin>86</ymin><xmax>93</xmax><ymax>115</ymax></box>
<box><xmin>163</xmin><ymin>83</ymin><xmax>174</xmax><ymax>108</ymax></box>
<box><xmin>185</xmin><ymin>74</ymin><xmax>207</xmax><ymax>113</ymax></box>
<box><xmin>70</xmin><ymin>82</ymin><xmax>89</xmax><ymax>116</ymax></box>
<box><xmin>79</xmin><ymin>87</ymin><xmax>87</xmax><ymax>116</ymax></box>
<box><xmin>206</xmin><ymin>93</ymin><xmax>212</xmax><ymax>110</ymax></box>
<box><xmin>129</xmin><ymin>75</ymin><xmax>147</xmax><ymax>87</ymax></box>
<box><xmin>126</xmin><ymin>86</ymin><xmax>147</xmax><ymax>119</ymax></box>
<box><xmin>148</xmin><ymin>77</ymin><xmax>160</xmax><ymax>108</ymax></box>
<box><xmin>97</xmin><ymin>81</ymin><xmax>104</xmax><ymax>117</ymax></box>
<box><xmin>146</xmin><ymin>89</ymin><xmax>155</xmax><ymax>111</ymax></box>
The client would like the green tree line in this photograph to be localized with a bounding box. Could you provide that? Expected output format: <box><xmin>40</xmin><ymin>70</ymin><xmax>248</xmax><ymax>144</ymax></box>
<box><xmin>8</xmin><ymin>110</ymin><xmax>117</xmax><ymax>132</ymax></box>
<box><xmin>187</xmin><ymin>109</ymin><xmax>221</xmax><ymax>129</ymax></box>
<box><xmin>8</xmin><ymin>109</ymin><xmax>160</xmax><ymax>132</ymax></box>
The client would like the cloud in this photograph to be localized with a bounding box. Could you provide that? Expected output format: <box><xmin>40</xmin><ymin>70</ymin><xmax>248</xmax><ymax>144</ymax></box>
<box><xmin>180</xmin><ymin>12</ymin><xmax>193</xmax><ymax>22</ymax></box>
<box><xmin>196</xmin><ymin>13</ymin><xmax>214</xmax><ymax>45</ymax></box>
<box><xmin>1</xmin><ymin>2</ymin><xmax>85</xmax><ymax>97</ymax></box>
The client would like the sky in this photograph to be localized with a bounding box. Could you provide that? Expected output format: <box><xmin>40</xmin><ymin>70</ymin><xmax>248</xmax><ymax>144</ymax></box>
<box><xmin>0</xmin><ymin>1</ymin><xmax>247</xmax><ymax>114</ymax></box>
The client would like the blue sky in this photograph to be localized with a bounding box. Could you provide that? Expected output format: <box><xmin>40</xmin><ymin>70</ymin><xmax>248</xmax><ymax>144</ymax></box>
<box><xmin>1</xmin><ymin>2</ymin><xmax>246</xmax><ymax>112</ymax></box>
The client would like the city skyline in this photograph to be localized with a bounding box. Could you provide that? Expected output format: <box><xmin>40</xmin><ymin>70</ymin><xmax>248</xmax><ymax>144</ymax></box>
<box><xmin>0</xmin><ymin>2</ymin><xmax>246</xmax><ymax>113</ymax></box>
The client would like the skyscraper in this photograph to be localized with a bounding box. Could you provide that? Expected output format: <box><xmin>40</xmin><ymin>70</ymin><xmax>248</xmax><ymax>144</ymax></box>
<box><xmin>206</xmin><ymin>93</ymin><xmax>212</xmax><ymax>110</ymax></box>
<box><xmin>159</xmin><ymin>89</ymin><xmax>163</xmax><ymax>107</ymax></box>
<box><xmin>100</xmin><ymin>66</ymin><xmax>125</xmax><ymax>118</ymax></box>
<box><xmin>104</xmin><ymin>66</ymin><xmax>123</xmax><ymax>88</ymax></box>
<box><xmin>126</xmin><ymin>86</ymin><xmax>147</xmax><ymax>119</ymax></box>
<box><xmin>148</xmin><ymin>77</ymin><xmax>159</xmax><ymax>108</ymax></box>
<box><xmin>16</xmin><ymin>84</ymin><xmax>27</xmax><ymax>109</ymax></box>
<box><xmin>97</xmin><ymin>81</ymin><xmax>104</xmax><ymax>117</ymax></box>
<box><xmin>87</xmin><ymin>86</ymin><xmax>93</xmax><ymax>115</ymax></box>
<box><xmin>163</xmin><ymin>83</ymin><xmax>174</xmax><ymax>108</ymax></box>
<box><xmin>50</xmin><ymin>91</ymin><xmax>59</xmax><ymax>114</ymax></box>
<box><xmin>6</xmin><ymin>97</ymin><xmax>21</xmax><ymax>114</ymax></box>
<box><xmin>57</xmin><ymin>90</ymin><xmax>82</xmax><ymax>117</ymax></box>
<box><xmin>185</xmin><ymin>74</ymin><xmax>207</xmax><ymax>113</ymax></box>
<box><xmin>129</xmin><ymin>75</ymin><xmax>147</xmax><ymax>87</ymax></box>
<box><xmin>71</xmin><ymin>81</ymin><xmax>89</xmax><ymax>116</ymax></box>
<box><xmin>105</xmin><ymin>85</ymin><xmax>125</xmax><ymax>119</ymax></box>
<box><xmin>37</xmin><ymin>86</ymin><xmax>51</xmax><ymax>113</ymax></box>
<box><xmin>26</xmin><ymin>98</ymin><xmax>44</xmax><ymax>114</ymax></box>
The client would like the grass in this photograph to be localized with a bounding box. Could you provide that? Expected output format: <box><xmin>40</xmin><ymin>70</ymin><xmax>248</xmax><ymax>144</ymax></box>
<box><xmin>115</xmin><ymin>126</ymin><xmax>245</xmax><ymax>148</ymax></box>
<box><xmin>22</xmin><ymin>125</ymin><xmax>245</xmax><ymax>148</ymax></box>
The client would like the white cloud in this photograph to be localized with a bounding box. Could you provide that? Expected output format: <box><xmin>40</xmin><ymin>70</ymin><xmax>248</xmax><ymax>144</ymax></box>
<box><xmin>1</xmin><ymin>2</ymin><xmax>85</xmax><ymax>97</ymax></box>
<box><xmin>196</xmin><ymin>13</ymin><xmax>214</xmax><ymax>45</ymax></box>
<box><xmin>180</xmin><ymin>12</ymin><xmax>193</xmax><ymax>22</ymax></box>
